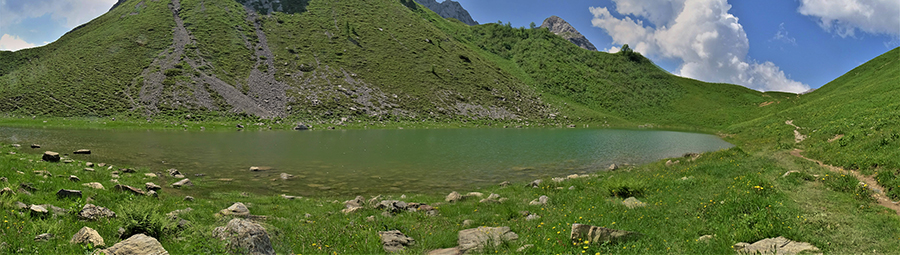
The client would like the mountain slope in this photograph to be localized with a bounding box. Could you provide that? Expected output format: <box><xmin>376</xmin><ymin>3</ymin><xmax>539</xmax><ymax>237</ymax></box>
<box><xmin>414</xmin><ymin>0</ymin><xmax>478</xmax><ymax>26</ymax></box>
<box><xmin>540</xmin><ymin>16</ymin><xmax>597</xmax><ymax>51</ymax></box>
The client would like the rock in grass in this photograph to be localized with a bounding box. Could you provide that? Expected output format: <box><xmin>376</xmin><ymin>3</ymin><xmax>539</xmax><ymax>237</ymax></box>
<box><xmin>83</xmin><ymin>182</ymin><xmax>104</xmax><ymax>189</ymax></box>
<box><xmin>698</xmin><ymin>235</ymin><xmax>714</xmax><ymax>242</ymax></box>
<box><xmin>445</xmin><ymin>191</ymin><xmax>463</xmax><ymax>202</ymax></box>
<box><xmin>78</xmin><ymin>204</ymin><xmax>117</xmax><ymax>220</ymax></box>
<box><xmin>529</xmin><ymin>195</ymin><xmax>549</xmax><ymax>206</ymax></box>
<box><xmin>570</xmin><ymin>223</ymin><xmax>641</xmax><ymax>244</ymax></box>
<box><xmin>56</xmin><ymin>189</ymin><xmax>82</xmax><ymax>199</ymax></box>
<box><xmin>608</xmin><ymin>164</ymin><xmax>619</xmax><ymax>170</ymax></box>
<box><xmin>145</xmin><ymin>182</ymin><xmax>162</xmax><ymax>191</ymax></box>
<box><xmin>167</xmin><ymin>168</ymin><xmax>181</xmax><ymax>177</ymax></box>
<box><xmin>42</xmin><ymin>151</ymin><xmax>60</xmax><ymax>162</ymax></box>
<box><xmin>219</xmin><ymin>202</ymin><xmax>250</xmax><ymax>217</ymax></box>
<box><xmin>171</xmin><ymin>179</ymin><xmax>193</xmax><ymax>188</ymax></box>
<box><xmin>84</xmin><ymin>168</ymin><xmax>95</xmax><ymax>172</ymax></box>
<box><xmin>427</xmin><ymin>247</ymin><xmax>461</xmax><ymax>255</ymax></box>
<box><xmin>479</xmin><ymin>193</ymin><xmax>501</xmax><ymax>204</ymax></box>
<box><xmin>29</xmin><ymin>205</ymin><xmax>49</xmax><ymax>216</ymax></box>
<box><xmin>31</xmin><ymin>144</ymin><xmax>40</xmax><ymax>148</ymax></box>
<box><xmin>34</xmin><ymin>233</ymin><xmax>53</xmax><ymax>242</ymax></box>
<box><xmin>458</xmin><ymin>226</ymin><xmax>518</xmax><ymax>253</ymax></box>
<box><xmin>69</xmin><ymin>175</ymin><xmax>80</xmax><ymax>182</ymax></box>
<box><xmin>70</xmin><ymin>226</ymin><xmax>104</xmax><ymax>247</ymax></box>
<box><xmin>665</xmin><ymin>160</ymin><xmax>680</xmax><ymax>167</ymax></box>
<box><xmin>279</xmin><ymin>173</ymin><xmax>294</xmax><ymax>180</ymax></box>
<box><xmin>115</xmin><ymin>184</ymin><xmax>146</xmax><ymax>195</ymax></box>
<box><xmin>526</xmin><ymin>179</ymin><xmax>542</xmax><ymax>188</ymax></box>
<box><xmin>98</xmin><ymin>233</ymin><xmax>168</xmax><ymax>255</ymax></box>
<box><xmin>86</xmin><ymin>162</ymin><xmax>94</xmax><ymax>167</ymax></box>
<box><xmin>184</xmin><ymin>196</ymin><xmax>194</xmax><ymax>202</ymax></box>
<box><xmin>0</xmin><ymin>187</ymin><xmax>13</xmax><ymax>196</ymax></box>
<box><xmin>379</xmin><ymin>230</ymin><xmax>415</xmax><ymax>253</ymax></box>
<box><xmin>499</xmin><ymin>181</ymin><xmax>510</xmax><ymax>187</ymax></box>
<box><xmin>213</xmin><ymin>218</ymin><xmax>275</xmax><ymax>255</ymax></box>
<box><xmin>623</xmin><ymin>197</ymin><xmax>646</xmax><ymax>208</ymax></box>
<box><xmin>733</xmin><ymin>236</ymin><xmax>820</xmax><ymax>255</ymax></box>
<box><xmin>73</xmin><ymin>149</ymin><xmax>91</xmax><ymax>154</ymax></box>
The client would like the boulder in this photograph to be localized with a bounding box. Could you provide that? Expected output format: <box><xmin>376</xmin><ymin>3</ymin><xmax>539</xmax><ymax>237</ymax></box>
<box><xmin>219</xmin><ymin>202</ymin><xmax>250</xmax><ymax>217</ymax></box>
<box><xmin>479</xmin><ymin>193</ymin><xmax>501</xmax><ymax>204</ymax></box>
<box><xmin>145</xmin><ymin>182</ymin><xmax>162</xmax><ymax>191</ymax></box>
<box><xmin>35</xmin><ymin>233</ymin><xmax>53</xmax><ymax>242</ymax></box>
<box><xmin>70</xmin><ymin>226</ymin><xmax>104</xmax><ymax>247</ymax></box>
<box><xmin>31</xmin><ymin>144</ymin><xmax>41</xmax><ymax>148</ymax></box>
<box><xmin>608</xmin><ymin>164</ymin><xmax>618</xmax><ymax>170</ymax></box>
<box><xmin>445</xmin><ymin>191</ymin><xmax>463</xmax><ymax>203</ymax></box>
<box><xmin>466</xmin><ymin>192</ymin><xmax>484</xmax><ymax>198</ymax></box>
<box><xmin>279</xmin><ymin>173</ymin><xmax>293</xmax><ymax>180</ymax></box>
<box><xmin>529</xmin><ymin>195</ymin><xmax>549</xmax><ymax>206</ymax></box>
<box><xmin>734</xmin><ymin>236</ymin><xmax>820</xmax><ymax>255</ymax></box>
<box><xmin>121</xmin><ymin>168</ymin><xmax>136</xmax><ymax>173</ymax></box>
<box><xmin>83</xmin><ymin>182</ymin><xmax>105</xmax><ymax>189</ymax></box>
<box><xmin>78</xmin><ymin>204</ymin><xmax>117</xmax><ymax>220</ymax></box>
<box><xmin>86</xmin><ymin>162</ymin><xmax>94</xmax><ymax>167</ymax></box>
<box><xmin>379</xmin><ymin>230</ymin><xmax>415</xmax><ymax>253</ymax></box>
<box><xmin>56</xmin><ymin>189</ymin><xmax>83</xmax><ymax>199</ymax></box>
<box><xmin>69</xmin><ymin>175</ymin><xmax>81</xmax><ymax>182</ymax></box>
<box><xmin>98</xmin><ymin>234</ymin><xmax>169</xmax><ymax>255</ymax></box>
<box><xmin>115</xmin><ymin>184</ymin><xmax>146</xmax><ymax>195</ymax></box>
<box><xmin>499</xmin><ymin>181</ymin><xmax>510</xmax><ymax>187</ymax></box>
<box><xmin>0</xmin><ymin>187</ymin><xmax>13</xmax><ymax>195</ymax></box>
<box><xmin>29</xmin><ymin>204</ymin><xmax>49</xmax><ymax>216</ymax></box>
<box><xmin>42</xmin><ymin>151</ymin><xmax>60</xmax><ymax>162</ymax></box>
<box><xmin>213</xmin><ymin>218</ymin><xmax>275</xmax><ymax>255</ymax></box>
<box><xmin>458</xmin><ymin>226</ymin><xmax>518</xmax><ymax>252</ymax></box>
<box><xmin>167</xmin><ymin>168</ymin><xmax>181</xmax><ymax>177</ymax></box>
<box><xmin>570</xmin><ymin>223</ymin><xmax>641</xmax><ymax>244</ymax></box>
<box><xmin>375</xmin><ymin>200</ymin><xmax>408</xmax><ymax>214</ymax></box>
<box><xmin>171</xmin><ymin>179</ymin><xmax>193</xmax><ymax>188</ymax></box>
<box><xmin>293</xmin><ymin>123</ymin><xmax>309</xmax><ymax>130</ymax></box>
<box><xmin>526</xmin><ymin>179</ymin><xmax>542</xmax><ymax>188</ymax></box>
<box><xmin>623</xmin><ymin>197</ymin><xmax>646</xmax><ymax>208</ymax></box>
<box><xmin>74</xmin><ymin>149</ymin><xmax>91</xmax><ymax>154</ymax></box>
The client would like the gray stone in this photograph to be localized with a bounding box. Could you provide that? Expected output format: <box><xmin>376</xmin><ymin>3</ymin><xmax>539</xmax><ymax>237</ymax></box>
<box><xmin>83</xmin><ymin>182</ymin><xmax>104</xmax><ymax>189</ymax></box>
<box><xmin>42</xmin><ymin>151</ymin><xmax>60</xmax><ymax>162</ymax></box>
<box><xmin>73</xmin><ymin>149</ymin><xmax>91</xmax><ymax>154</ymax></box>
<box><xmin>529</xmin><ymin>195</ymin><xmax>549</xmax><ymax>206</ymax></box>
<box><xmin>35</xmin><ymin>233</ymin><xmax>53</xmax><ymax>242</ymax></box>
<box><xmin>499</xmin><ymin>181</ymin><xmax>510</xmax><ymax>187</ymax></box>
<box><xmin>41</xmin><ymin>204</ymin><xmax>67</xmax><ymax>216</ymax></box>
<box><xmin>84</xmin><ymin>168</ymin><xmax>95</xmax><ymax>172</ymax></box>
<box><xmin>0</xmin><ymin>187</ymin><xmax>13</xmax><ymax>196</ymax></box>
<box><xmin>145</xmin><ymin>182</ymin><xmax>162</xmax><ymax>191</ymax></box>
<box><xmin>623</xmin><ymin>197</ymin><xmax>647</xmax><ymax>208</ymax></box>
<box><xmin>665</xmin><ymin>160</ymin><xmax>680</xmax><ymax>167</ymax></box>
<box><xmin>220</xmin><ymin>202</ymin><xmax>250</xmax><ymax>217</ymax></box>
<box><xmin>214</xmin><ymin>218</ymin><xmax>275</xmax><ymax>255</ymax></box>
<box><xmin>115</xmin><ymin>184</ymin><xmax>146</xmax><ymax>195</ymax></box>
<box><xmin>78</xmin><ymin>204</ymin><xmax>117</xmax><ymax>220</ymax></box>
<box><xmin>782</xmin><ymin>171</ymin><xmax>800</xmax><ymax>177</ymax></box>
<box><xmin>56</xmin><ymin>189</ymin><xmax>83</xmax><ymax>199</ymax></box>
<box><xmin>376</xmin><ymin>200</ymin><xmax>408</xmax><ymax>213</ymax></box>
<box><xmin>540</xmin><ymin>16</ymin><xmax>597</xmax><ymax>51</ymax></box>
<box><xmin>279</xmin><ymin>173</ymin><xmax>293</xmax><ymax>180</ymax></box>
<box><xmin>458</xmin><ymin>226</ymin><xmax>518</xmax><ymax>252</ymax></box>
<box><xmin>30</xmin><ymin>204</ymin><xmax>49</xmax><ymax>216</ymax></box>
<box><xmin>14</xmin><ymin>201</ymin><xmax>28</xmax><ymax>210</ymax></box>
<box><xmin>734</xmin><ymin>236</ymin><xmax>820</xmax><ymax>255</ymax></box>
<box><xmin>69</xmin><ymin>175</ymin><xmax>80</xmax><ymax>182</ymax></box>
<box><xmin>167</xmin><ymin>168</ymin><xmax>181</xmax><ymax>177</ymax></box>
<box><xmin>121</xmin><ymin>168</ymin><xmax>136</xmax><ymax>173</ymax></box>
<box><xmin>570</xmin><ymin>223</ymin><xmax>641</xmax><ymax>244</ymax></box>
<box><xmin>86</xmin><ymin>162</ymin><xmax>94</xmax><ymax>167</ymax></box>
<box><xmin>608</xmin><ymin>164</ymin><xmax>619</xmax><ymax>170</ymax></box>
<box><xmin>171</xmin><ymin>179</ymin><xmax>193</xmax><ymax>188</ymax></box>
<box><xmin>479</xmin><ymin>193</ymin><xmax>501</xmax><ymax>204</ymax></box>
<box><xmin>184</xmin><ymin>196</ymin><xmax>194</xmax><ymax>202</ymax></box>
<box><xmin>525</xmin><ymin>214</ymin><xmax>541</xmax><ymax>221</ymax></box>
<box><xmin>31</xmin><ymin>144</ymin><xmax>40</xmax><ymax>148</ymax></box>
<box><xmin>147</xmin><ymin>190</ymin><xmax>158</xmax><ymax>197</ymax></box>
<box><xmin>99</xmin><ymin>233</ymin><xmax>169</xmax><ymax>255</ymax></box>
<box><xmin>427</xmin><ymin>247</ymin><xmax>461</xmax><ymax>255</ymax></box>
<box><xmin>698</xmin><ymin>235</ymin><xmax>714</xmax><ymax>242</ymax></box>
<box><xmin>144</xmin><ymin>173</ymin><xmax>157</xmax><ymax>177</ymax></box>
<box><xmin>526</xmin><ymin>179</ymin><xmax>542</xmax><ymax>188</ymax></box>
<box><xmin>70</xmin><ymin>226</ymin><xmax>104</xmax><ymax>247</ymax></box>
<box><xmin>293</xmin><ymin>123</ymin><xmax>309</xmax><ymax>130</ymax></box>
<box><xmin>379</xmin><ymin>230</ymin><xmax>415</xmax><ymax>253</ymax></box>
<box><xmin>445</xmin><ymin>191</ymin><xmax>463</xmax><ymax>202</ymax></box>
<box><xmin>414</xmin><ymin>0</ymin><xmax>478</xmax><ymax>25</ymax></box>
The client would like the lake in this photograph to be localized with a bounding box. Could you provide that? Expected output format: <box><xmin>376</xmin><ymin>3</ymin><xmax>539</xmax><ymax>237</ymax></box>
<box><xmin>0</xmin><ymin>126</ymin><xmax>732</xmax><ymax>197</ymax></box>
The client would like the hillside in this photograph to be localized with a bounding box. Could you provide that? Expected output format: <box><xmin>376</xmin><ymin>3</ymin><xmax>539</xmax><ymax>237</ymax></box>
<box><xmin>728</xmin><ymin>47</ymin><xmax>900</xmax><ymax>199</ymax></box>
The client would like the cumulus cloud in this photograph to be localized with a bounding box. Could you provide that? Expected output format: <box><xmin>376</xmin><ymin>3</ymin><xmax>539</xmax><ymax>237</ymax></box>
<box><xmin>589</xmin><ymin>0</ymin><xmax>810</xmax><ymax>93</ymax></box>
<box><xmin>798</xmin><ymin>0</ymin><xmax>900</xmax><ymax>37</ymax></box>
<box><xmin>0</xmin><ymin>0</ymin><xmax>117</xmax><ymax>29</ymax></box>
<box><xmin>0</xmin><ymin>34</ymin><xmax>38</xmax><ymax>51</ymax></box>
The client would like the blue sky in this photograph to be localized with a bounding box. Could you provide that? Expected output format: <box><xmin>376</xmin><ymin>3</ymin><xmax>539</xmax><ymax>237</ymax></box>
<box><xmin>1</xmin><ymin>0</ymin><xmax>898</xmax><ymax>92</ymax></box>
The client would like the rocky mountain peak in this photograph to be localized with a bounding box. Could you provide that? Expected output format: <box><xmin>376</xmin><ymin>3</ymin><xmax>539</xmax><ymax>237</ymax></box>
<box><xmin>415</xmin><ymin>0</ymin><xmax>478</xmax><ymax>26</ymax></box>
<box><xmin>540</xmin><ymin>16</ymin><xmax>597</xmax><ymax>51</ymax></box>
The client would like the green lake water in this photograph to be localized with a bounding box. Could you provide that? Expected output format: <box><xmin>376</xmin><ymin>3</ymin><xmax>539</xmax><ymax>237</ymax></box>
<box><xmin>0</xmin><ymin>127</ymin><xmax>732</xmax><ymax>197</ymax></box>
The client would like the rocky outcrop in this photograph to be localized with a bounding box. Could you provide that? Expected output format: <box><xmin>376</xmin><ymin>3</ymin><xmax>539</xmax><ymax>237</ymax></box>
<box><xmin>414</xmin><ymin>0</ymin><xmax>478</xmax><ymax>26</ymax></box>
<box><xmin>458</xmin><ymin>226</ymin><xmax>518</xmax><ymax>252</ymax></box>
<box><xmin>734</xmin><ymin>236</ymin><xmax>821</xmax><ymax>255</ymax></box>
<box><xmin>99</xmin><ymin>234</ymin><xmax>169</xmax><ymax>255</ymax></box>
<box><xmin>540</xmin><ymin>16</ymin><xmax>598</xmax><ymax>51</ymax></box>
<box><xmin>214</xmin><ymin>219</ymin><xmax>275</xmax><ymax>255</ymax></box>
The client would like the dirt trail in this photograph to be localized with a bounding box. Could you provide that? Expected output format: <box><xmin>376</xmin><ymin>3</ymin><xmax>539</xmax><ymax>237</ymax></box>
<box><xmin>785</xmin><ymin>120</ymin><xmax>807</xmax><ymax>143</ymax></box>
<box><xmin>790</xmin><ymin>149</ymin><xmax>900</xmax><ymax>216</ymax></box>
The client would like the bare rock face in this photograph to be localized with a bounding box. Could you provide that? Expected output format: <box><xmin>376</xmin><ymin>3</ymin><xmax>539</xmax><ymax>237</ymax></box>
<box><xmin>213</xmin><ymin>218</ymin><xmax>275</xmax><ymax>255</ymax></box>
<box><xmin>570</xmin><ymin>223</ymin><xmax>641</xmax><ymax>244</ymax></box>
<box><xmin>540</xmin><ymin>16</ymin><xmax>598</xmax><ymax>51</ymax></box>
<box><xmin>414</xmin><ymin>0</ymin><xmax>478</xmax><ymax>26</ymax></box>
<box><xmin>733</xmin><ymin>236</ymin><xmax>821</xmax><ymax>255</ymax></box>
<box><xmin>458</xmin><ymin>226</ymin><xmax>518</xmax><ymax>253</ymax></box>
<box><xmin>70</xmin><ymin>226</ymin><xmax>104</xmax><ymax>247</ymax></box>
<box><xmin>99</xmin><ymin>234</ymin><xmax>169</xmax><ymax>255</ymax></box>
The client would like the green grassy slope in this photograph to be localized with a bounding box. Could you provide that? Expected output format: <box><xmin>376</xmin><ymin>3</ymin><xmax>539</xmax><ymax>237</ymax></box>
<box><xmin>729</xmin><ymin>47</ymin><xmax>900</xmax><ymax>199</ymax></box>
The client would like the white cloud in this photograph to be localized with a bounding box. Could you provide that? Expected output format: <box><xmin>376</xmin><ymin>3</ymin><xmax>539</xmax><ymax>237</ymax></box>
<box><xmin>0</xmin><ymin>33</ymin><xmax>39</xmax><ymax>51</ymax></box>
<box><xmin>1</xmin><ymin>0</ymin><xmax>117</xmax><ymax>29</ymax></box>
<box><xmin>590</xmin><ymin>0</ymin><xmax>810</xmax><ymax>93</ymax></box>
<box><xmin>771</xmin><ymin>23</ymin><xmax>797</xmax><ymax>45</ymax></box>
<box><xmin>798</xmin><ymin>0</ymin><xmax>900</xmax><ymax>37</ymax></box>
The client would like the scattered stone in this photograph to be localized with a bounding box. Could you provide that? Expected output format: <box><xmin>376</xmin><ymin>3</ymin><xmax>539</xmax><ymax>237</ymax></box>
<box><xmin>11</xmin><ymin>144</ymin><xmax>20</xmax><ymax>147</ymax></box>
<box><xmin>35</xmin><ymin>233</ymin><xmax>53</xmax><ymax>242</ymax></box>
<box><xmin>236</xmin><ymin>124</ymin><xmax>245</xmax><ymax>129</ymax></box>
<box><xmin>525</xmin><ymin>214</ymin><xmax>541</xmax><ymax>221</ymax></box>
<box><xmin>171</xmin><ymin>179</ymin><xmax>193</xmax><ymax>188</ymax></box>
<box><xmin>569</xmin><ymin>186</ymin><xmax>575</xmax><ymax>190</ymax></box>
<box><xmin>551</xmin><ymin>177</ymin><xmax>566</xmax><ymax>182</ymax></box>
<box><xmin>166</xmin><ymin>208</ymin><xmax>193</xmax><ymax>218</ymax></box>
<box><xmin>83</xmin><ymin>168</ymin><xmax>95</xmax><ymax>172</ymax></box>
<box><xmin>623</xmin><ymin>197</ymin><xmax>646</xmax><ymax>208</ymax></box>
<box><xmin>98</xmin><ymin>233</ymin><xmax>169</xmax><ymax>255</ymax></box>
<box><xmin>608</xmin><ymin>164</ymin><xmax>619</xmax><ymax>170</ymax></box>
<box><xmin>734</xmin><ymin>236</ymin><xmax>820</xmax><ymax>255</ymax></box>
<box><xmin>0</xmin><ymin>187</ymin><xmax>13</xmax><ymax>196</ymax></box>
<box><xmin>86</xmin><ymin>162</ymin><xmax>94</xmax><ymax>167</ymax></box>
<box><xmin>462</xmin><ymin>219</ymin><xmax>474</xmax><ymax>227</ymax></box>
<box><xmin>70</xmin><ymin>226</ymin><xmax>104</xmax><ymax>247</ymax></box>
<box><xmin>98</xmin><ymin>163</ymin><xmax>106</xmax><ymax>167</ymax></box>
<box><xmin>526</xmin><ymin>179</ymin><xmax>542</xmax><ymax>188</ymax></box>
<box><xmin>184</xmin><ymin>196</ymin><xmax>194</xmax><ymax>202</ymax></box>
<box><xmin>14</xmin><ymin>201</ymin><xmax>28</xmax><ymax>210</ymax></box>
<box><xmin>479</xmin><ymin>193</ymin><xmax>501</xmax><ymax>204</ymax></box>
<box><xmin>446</xmin><ymin>191</ymin><xmax>463</xmax><ymax>202</ymax></box>
<box><xmin>458</xmin><ymin>226</ymin><xmax>519</xmax><ymax>253</ymax></box>
<box><xmin>68</xmin><ymin>175</ymin><xmax>80</xmax><ymax>182</ymax></box>
<box><xmin>680</xmin><ymin>176</ymin><xmax>693</xmax><ymax>181</ymax></box>
<box><xmin>213</xmin><ymin>219</ymin><xmax>275</xmax><ymax>255</ymax></box>
<box><xmin>114</xmin><ymin>184</ymin><xmax>146</xmax><ymax>195</ymax></box>
<box><xmin>249</xmin><ymin>166</ymin><xmax>263</xmax><ymax>172</ymax></box>
<box><xmin>73</xmin><ymin>149</ymin><xmax>91</xmax><ymax>154</ymax></box>
<box><xmin>19</xmin><ymin>183</ymin><xmax>36</xmax><ymax>192</ymax></box>
<box><xmin>83</xmin><ymin>182</ymin><xmax>104</xmax><ymax>189</ymax></box>
<box><xmin>219</xmin><ymin>202</ymin><xmax>250</xmax><ymax>217</ymax></box>
<box><xmin>529</xmin><ymin>195</ymin><xmax>550</xmax><ymax>206</ymax></box>
<box><xmin>121</xmin><ymin>168</ymin><xmax>136</xmax><ymax>173</ymax></box>
<box><xmin>145</xmin><ymin>182</ymin><xmax>162</xmax><ymax>191</ymax></box>
<box><xmin>567</xmin><ymin>124</ymin><xmax>576</xmax><ymax>128</ymax></box>
<box><xmin>167</xmin><ymin>168</ymin><xmax>181</xmax><ymax>177</ymax></box>
<box><xmin>31</xmin><ymin>144</ymin><xmax>41</xmax><ymax>148</ymax></box>
<box><xmin>281</xmin><ymin>194</ymin><xmax>300</xmax><ymax>200</ymax></box>
<box><xmin>366</xmin><ymin>216</ymin><xmax>375</xmax><ymax>222</ymax></box>
<box><xmin>499</xmin><ymin>181</ymin><xmax>510</xmax><ymax>187</ymax></box>
<box><xmin>293</xmin><ymin>123</ymin><xmax>309</xmax><ymax>130</ymax></box>
<box><xmin>570</xmin><ymin>223</ymin><xmax>641</xmax><ymax>244</ymax></box>
<box><xmin>517</xmin><ymin>244</ymin><xmax>534</xmax><ymax>252</ymax></box>
<box><xmin>78</xmin><ymin>204</ymin><xmax>117</xmax><ymax>220</ymax></box>
<box><xmin>698</xmin><ymin>235</ymin><xmax>714</xmax><ymax>242</ymax></box>
<box><xmin>379</xmin><ymin>230</ymin><xmax>415</xmax><ymax>253</ymax></box>
<box><xmin>782</xmin><ymin>171</ymin><xmax>800</xmax><ymax>178</ymax></box>
<box><xmin>665</xmin><ymin>160</ymin><xmax>680</xmax><ymax>167</ymax></box>
<box><xmin>376</xmin><ymin>200</ymin><xmax>409</xmax><ymax>214</ymax></box>
<box><xmin>42</xmin><ymin>151</ymin><xmax>60</xmax><ymax>162</ymax></box>
<box><xmin>427</xmin><ymin>247</ymin><xmax>461</xmax><ymax>255</ymax></box>
<box><xmin>279</xmin><ymin>173</ymin><xmax>294</xmax><ymax>180</ymax></box>
<box><xmin>148</xmin><ymin>190</ymin><xmax>158</xmax><ymax>197</ymax></box>
<box><xmin>367</xmin><ymin>195</ymin><xmax>383</xmax><ymax>206</ymax></box>
<box><xmin>56</xmin><ymin>189</ymin><xmax>82</xmax><ymax>199</ymax></box>
<box><xmin>0</xmin><ymin>177</ymin><xmax>6</xmax><ymax>182</ymax></box>
<box><xmin>144</xmin><ymin>173</ymin><xmax>157</xmax><ymax>178</ymax></box>
<box><xmin>63</xmin><ymin>159</ymin><xmax>74</xmax><ymax>163</ymax></box>
<box><xmin>466</xmin><ymin>192</ymin><xmax>484</xmax><ymax>198</ymax></box>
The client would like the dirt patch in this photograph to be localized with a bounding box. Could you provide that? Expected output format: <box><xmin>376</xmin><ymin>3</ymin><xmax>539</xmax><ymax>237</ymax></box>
<box><xmin>827</xmin><ymin>134</ymin><xmax>845</xmax><ymax>143</ymax></box>
<box><xmin>758</xmin><ymin>101</ymin><xmax>776</xmax><ymax>107</ymax></box>
<box><xmin>791</xmin><ymin>149</ymin><xmax>900</xmax><ymax>216</ymax></box>
<box><xmin>786</xmin><ymin>120</ymin><xmax>807</xmax><ymax>143</ymax></box>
